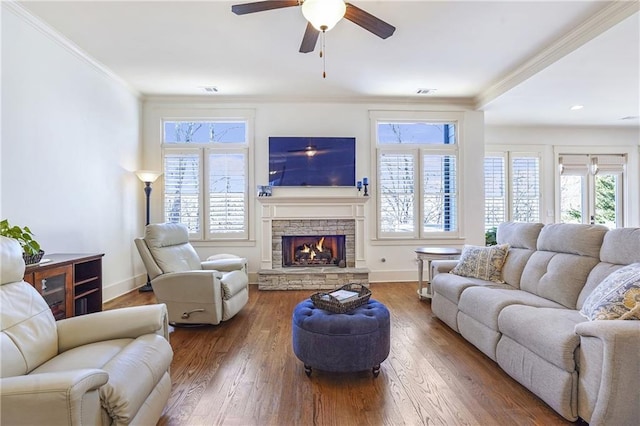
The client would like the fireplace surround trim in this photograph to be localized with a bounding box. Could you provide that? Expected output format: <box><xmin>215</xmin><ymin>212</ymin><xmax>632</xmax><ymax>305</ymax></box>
<box><xmin>258</xmin><ymin>196</ymin><xmax>369</xmax><ymax>270</ymax></box>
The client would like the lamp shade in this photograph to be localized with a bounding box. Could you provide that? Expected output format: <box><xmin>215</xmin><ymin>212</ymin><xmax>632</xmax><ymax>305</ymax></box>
<box><xmin>135</xmin><ymin>170</ymin><xmax>162</xmax><ymax>183</ymax></box>
<box><xmin>302</xmin><ymin>0</ymin><xmax>346</xmax><ymax>31</ymax></box>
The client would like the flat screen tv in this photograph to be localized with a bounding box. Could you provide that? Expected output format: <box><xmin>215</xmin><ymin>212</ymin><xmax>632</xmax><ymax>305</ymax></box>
<box><xmin>269</xmin><ymin>137</ymin><xmax>356</xmax><ymax>187</ymax></box>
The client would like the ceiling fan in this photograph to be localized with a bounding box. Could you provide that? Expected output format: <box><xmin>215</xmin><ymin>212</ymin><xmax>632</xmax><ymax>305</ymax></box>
<box><xmin>231</xmin><ymin>0</ymin><xmax>396</xmax><ymax>54</ymax></box>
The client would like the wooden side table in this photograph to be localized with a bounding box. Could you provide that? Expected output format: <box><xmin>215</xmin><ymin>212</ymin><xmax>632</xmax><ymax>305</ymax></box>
<box><xmin>23</xmin><ymin>253</ymin><xmax>104</xmax><ymax>319</ymax></box>
<box><xmin>415</xmin><ymin>247</ymin><xmax>461</xmax><ymax>300</ymax></box>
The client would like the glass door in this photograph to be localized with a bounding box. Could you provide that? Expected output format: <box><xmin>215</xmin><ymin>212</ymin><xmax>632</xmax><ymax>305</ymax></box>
<box><xmin>34</xmin><ymin>266</ymin><xmax>72</xmax><ymax>320</ymax></box>
<box><xmin>559</xmin><ymin>154</ymin><xmax>625</xmax><ymax>228</ymax></box>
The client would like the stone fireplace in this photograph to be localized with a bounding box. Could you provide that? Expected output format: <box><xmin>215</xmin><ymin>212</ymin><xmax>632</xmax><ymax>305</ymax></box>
<box><xmin>257</xmin><ymin>196</ymin><xmax>369</xmax><ymax>290</ymax></box>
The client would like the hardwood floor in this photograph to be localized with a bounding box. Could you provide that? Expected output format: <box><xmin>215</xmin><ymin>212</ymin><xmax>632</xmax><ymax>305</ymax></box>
<box><xmin>105</xmin><ymin>283</ymin><xmax>574</xmax><ymax>426</ymax></box>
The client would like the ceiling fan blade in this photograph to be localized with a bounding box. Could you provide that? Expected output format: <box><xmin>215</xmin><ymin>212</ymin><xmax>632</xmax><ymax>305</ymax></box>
<box><xmin>232</xmin><ymin>1</ymin><xmax>299</xmax><ymax>15</ymax></box>
<box><xmin>299</xmin><ymin>22</ymin><xmax>319</xmax><ymax>53</ymax></box>
<box><xmin>344</xmin><ymin>3</ymin><xmax>395</xmax><ymax>39</ymax></box>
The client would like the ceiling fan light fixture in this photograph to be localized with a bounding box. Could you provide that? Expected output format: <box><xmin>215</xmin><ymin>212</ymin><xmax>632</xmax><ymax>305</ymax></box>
<box><xmin>302</xmin><ymin>0</ymin><xmax>346</xmax><ymax>32</ymax></box>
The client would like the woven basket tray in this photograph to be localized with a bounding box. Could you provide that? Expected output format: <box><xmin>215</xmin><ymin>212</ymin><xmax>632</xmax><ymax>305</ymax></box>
<box><xmin>310</xmin><ymin>283</ymin><xmax>372</xmax><ymax>314</ymax></box>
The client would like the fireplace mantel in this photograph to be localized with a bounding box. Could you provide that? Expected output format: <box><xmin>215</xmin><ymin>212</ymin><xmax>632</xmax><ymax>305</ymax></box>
<box><xmin>257</xmin><ymin>196</ymin><xmax>370</xmax><ymax>204</ymax></box>
<box><xmin>258</xmin><ymin>196</ymin><xmax>369</xmax><ymax>270</ymax></box>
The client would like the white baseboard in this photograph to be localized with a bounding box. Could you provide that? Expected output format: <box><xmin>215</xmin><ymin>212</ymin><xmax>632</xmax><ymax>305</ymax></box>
<box><xmin>369</xmin><ymin>270</ymin><xmax>416</xmax><ymax>283</ymax></box>
<box><xmin>103</xmin><ymin>273</ymin><xmax>146</xmax><ymax>303</ymax></box>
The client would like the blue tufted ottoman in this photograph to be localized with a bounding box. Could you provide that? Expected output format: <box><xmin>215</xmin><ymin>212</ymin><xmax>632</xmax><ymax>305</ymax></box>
<box><xmin>292</xmin><ymin>298</ymin><xmax>390</xmax><ymax>377</ymax></box>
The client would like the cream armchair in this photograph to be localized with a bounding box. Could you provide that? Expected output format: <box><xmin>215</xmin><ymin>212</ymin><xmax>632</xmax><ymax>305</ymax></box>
<box><xmin>135</xmin><ymin>222</ymin><xmax>249</xmax><ymax>326</ymax></box>
<box><xmin>0</xmin><ymin>236</ymin><xmax>173</xmax><ymax>426</ymax></box>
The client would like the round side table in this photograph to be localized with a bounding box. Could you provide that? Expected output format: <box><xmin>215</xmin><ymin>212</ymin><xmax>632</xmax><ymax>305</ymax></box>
<box><xmin>415</xmin><ymin>247</ymin><xmax>462</xmax><ymax>300</ymax></box>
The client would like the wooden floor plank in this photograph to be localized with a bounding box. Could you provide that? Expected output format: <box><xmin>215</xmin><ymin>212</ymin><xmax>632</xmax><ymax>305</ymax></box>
<box><xmin>105</xmin><ymin>283</ymin><xmax>574</xmax><ymax>426</ymax></box>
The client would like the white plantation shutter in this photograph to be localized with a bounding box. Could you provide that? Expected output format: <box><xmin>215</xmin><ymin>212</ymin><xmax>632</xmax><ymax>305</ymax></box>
<box><xmin>511</xmin><ymin>156</ymin><xmax>540</xmax><ymax>222</ymax></box>
<box><xmin>423</xmin><ymin>154</ymin><xmax>457</xmax><ymax>232</ymax></box>
<box><xmin>378</xmin><ymin>151</ymin><xmax>415</xmax><ymax>233</ymax></box>
<box><xmin>208</xmin><ymin>151</ymin><xmax>247</xmax><ymax>237</ymax></box>
<box><xmin>484</xmin><ymin>150</ymin><xmax>541</xmax><ymax>230</ymax></box>
<box><xmin>164</xmin><ymin>150</ymin><xmax>201</xmax><ymax>235</ymax></box>
<box><xmin>484</xmin><ymin>156</ymin><xmax>506</xmax><ymax>229</ymax></box>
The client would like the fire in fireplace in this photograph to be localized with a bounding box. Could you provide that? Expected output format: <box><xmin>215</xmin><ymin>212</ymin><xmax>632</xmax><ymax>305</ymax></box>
<box><xmin>282</xmin><ymin>235</ymin><xmax>346</xmax><ymax>267</ymax></box>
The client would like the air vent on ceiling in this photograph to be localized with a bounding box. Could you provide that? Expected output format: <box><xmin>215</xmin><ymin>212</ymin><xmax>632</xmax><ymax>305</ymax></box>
<box><xmin>201</xmin><ymin>86</ymin><xmax>219</xmax><ymax>93</ymax></box>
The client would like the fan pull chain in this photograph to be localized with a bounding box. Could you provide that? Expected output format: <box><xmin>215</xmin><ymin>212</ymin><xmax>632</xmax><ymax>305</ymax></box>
<box><xmin>320</xmin><ymin>29</ymin><xmax>326</xmax><ymax>78</ymax></box>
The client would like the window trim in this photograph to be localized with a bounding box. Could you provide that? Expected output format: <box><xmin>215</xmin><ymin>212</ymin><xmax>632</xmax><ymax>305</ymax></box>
<box><xmin>158</xmin><ymin>111</ymin><xmax>255</xmax><ymax>242</ymax></box>
<box><xmin>370</xmin><ymin>110</ymin><xmax>463</xmax><ymax>241</ymax></box>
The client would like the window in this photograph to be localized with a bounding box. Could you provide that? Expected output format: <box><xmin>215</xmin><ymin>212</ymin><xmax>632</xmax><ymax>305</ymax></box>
<box><xmin>375</xmin><ymin>116</ymin><xmax>459</xmax><ymax>239</ymax></box>
<box><xmin>484</xmin><ymin>151</ymin><xmax>541</xmax><ymax>230</ymax></box>
<box><xmin>558</xmin><ymin>154</ymin><xmax>625</xmax><ymax>228</ymax></box>
<box><xmin>162</xmin><ymin>120</ymin><xmax>250</xmax><ymax>240</ymax></box>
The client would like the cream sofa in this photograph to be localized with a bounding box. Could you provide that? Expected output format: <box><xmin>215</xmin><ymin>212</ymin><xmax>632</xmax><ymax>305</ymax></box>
<box><xmin>431</xmin><ymin>222</ymin><xmax>640</xmax><ymax>425</ymax></box>
<box><xmin>0</xmin><ymin>236</ymin><xmax>173</xmax><ymax>425</ymax></box>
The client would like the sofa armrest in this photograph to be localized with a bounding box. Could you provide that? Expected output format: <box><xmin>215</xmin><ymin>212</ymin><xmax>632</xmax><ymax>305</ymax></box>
<box><xmin>0</xmin><ymin>369</ymin><xmax>108</xmax><ymax>425</ymax></box>
<box><xmin>575</xmin><ymin>320</ymin><xmax>640</xmax><ymax>425</ymax></box>
<box><xmin>57</xmin><ymin>304</ymin><xmax>170</xmax><ymax>352</ymax></box>
<box><xmin>431</xmin><ymin>259</ymin><xmax>459</xmax><ymax>276</ymax></box>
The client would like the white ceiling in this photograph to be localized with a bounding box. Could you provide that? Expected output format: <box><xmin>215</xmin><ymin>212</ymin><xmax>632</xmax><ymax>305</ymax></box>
<box><xmin>15</xmin><ymin>0</ymin><xmax>640</xmax><ymax>127</ymax></box>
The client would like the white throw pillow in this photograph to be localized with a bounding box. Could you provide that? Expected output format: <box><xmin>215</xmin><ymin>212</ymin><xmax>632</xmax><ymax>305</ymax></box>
<box><xmin>450</xmin><ymin>244</ymin><xmax>510</xmax><ymax>283</ymax></box>
<box><xmin>580</xmin><ymin>263</ymin><xmax>640</xmax><ymax>320</ymax></box>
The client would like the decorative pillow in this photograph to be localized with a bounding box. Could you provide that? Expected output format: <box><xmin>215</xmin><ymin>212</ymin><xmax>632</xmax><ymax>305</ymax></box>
<box><xmin>580</xmin><ymin>263</ymin><xmax>640</xmax><ymax>320</ymax></box>
<box><xmin>450</xmin><ymin>244</ymin><xmax>510</xmax><ymax>283</ymax></box>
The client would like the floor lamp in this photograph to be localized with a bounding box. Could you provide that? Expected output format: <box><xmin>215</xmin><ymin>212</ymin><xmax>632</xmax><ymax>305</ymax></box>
<box><xmin>136</xmin><ymin>170</ymin><xmax>162</xmax><ymax>293</ymax></box>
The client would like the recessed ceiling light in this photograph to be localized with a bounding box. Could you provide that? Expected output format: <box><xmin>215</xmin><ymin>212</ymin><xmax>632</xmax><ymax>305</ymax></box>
<box><xmin>570</xmin><ymin>105</ymin><xmax>584</xmax><ymax>110</ymax></box>
<box><xmin>201</xmin><ymin>86</ymin><xmax>219</xmax><ymax>93</ymax></box>
<box><xmin>416</xmin><ymin>88</ymin><xmax>437</xmax><ymax>95</ymax></box>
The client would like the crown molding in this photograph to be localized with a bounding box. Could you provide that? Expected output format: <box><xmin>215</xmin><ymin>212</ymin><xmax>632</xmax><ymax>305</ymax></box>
<box><xmin>3</xmin><ymin>1</ymin><xmax>141</xmax><ymax>99</ymax></box>
<box><xmin>475</xmin><ymin>0</ymin><xmax>639</xmax><ymax>109</ymax></box>
<box><xmin>142</xmin><ymin>94</ymin><xmax>477</xmax><ymax>109</ymax></box>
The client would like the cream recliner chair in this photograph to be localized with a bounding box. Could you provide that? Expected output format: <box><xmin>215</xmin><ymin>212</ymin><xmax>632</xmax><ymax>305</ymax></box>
<box><xmin>135</xmin><ymin>222</ymin><xmax>249</xmax><ymax>326</ymax></box>
<box><xmin>0</xmin><ymin>236</ymin><xmax>173</xmax><ymax>426</ymax></box>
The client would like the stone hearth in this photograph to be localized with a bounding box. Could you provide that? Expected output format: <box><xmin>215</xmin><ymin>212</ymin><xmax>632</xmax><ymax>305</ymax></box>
<box><xmin>258</xmin><ymin>267</ymin><xmax>370</xmax><ymax>290</ymax></box>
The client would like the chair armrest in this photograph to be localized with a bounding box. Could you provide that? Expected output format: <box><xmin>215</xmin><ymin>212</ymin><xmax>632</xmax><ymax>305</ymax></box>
<box><xmin>0</xmin><ymin>369</ymin><xmax>108</xmax><ymax>425</ymax></box>
<box><xmin>202</xmin><ymin>257</ymin><xmax>247</xmax><ymax>273</ymax></box>
<box><xmin>575</xmin><ymin>320</ymin><xmax>640</xmax><ymax>425</ymax></box>
<box><xmin>56</xmin><ymin>304</ymin><xmax>170</xmax><ymax>352</ymax></box>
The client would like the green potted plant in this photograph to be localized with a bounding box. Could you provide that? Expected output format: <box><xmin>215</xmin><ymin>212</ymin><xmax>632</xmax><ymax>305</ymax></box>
<box><xmin>0</xmin><ymin>219</ymin><xmax>44</xmax><ymax>264</ymax></box>
<box><xmin>485</xmin><ymin>227</ymin><xmax>497</xmax><ymax>246</ymax></box>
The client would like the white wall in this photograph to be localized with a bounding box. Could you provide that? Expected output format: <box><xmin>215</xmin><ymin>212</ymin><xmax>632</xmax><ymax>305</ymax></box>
<box><xmin>143</xmin><ymin>100</ymin><xmax>486</xmax><ymax>283</ymax></box>
<box><xmin>1</xmin><ymin>5</ymin><xmax>144</xmax><ymax>300</ymax></box>
<box><xmin>486</xmin><ymin>125</ymin><xmax>640</xmax><ymax>227</ymax></box>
